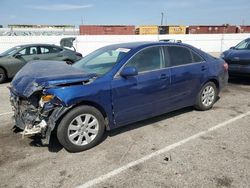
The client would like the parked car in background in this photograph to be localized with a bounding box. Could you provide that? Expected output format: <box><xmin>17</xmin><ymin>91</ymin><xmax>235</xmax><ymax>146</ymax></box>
<box><xmin>9</xmin><ymin>42</ymin><xmax>228</xmax><ymax>152</ymax></box>
<box><xmin>221</xmin><ymin>38</ymin><xmax>250</xmax><ymax>77</ymax></box>
<box><xmin>0</xmin><ymin>37</ymin><xmax>82</xmax><ymax>83</ymax></box>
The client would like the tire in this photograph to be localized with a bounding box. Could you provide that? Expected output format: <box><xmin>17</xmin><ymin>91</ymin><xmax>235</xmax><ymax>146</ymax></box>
<box><xmin>65</xmin><ymin>59</ymin><xmax>74</xmax><ymax>65</ymax></box>
<box><xmin>57</xmin><ymin>105</ymin><xmax>105</xmax><ymax>152</ymax></box>
<box><xmin>195</xmin><ymin>82</ymin><xmax>218</xmax><ymax>111</ymax></box>
<box><xmin>0</xmin><ymin>68</ymin><xmax>7</xmax><ymax>84</ymax></box>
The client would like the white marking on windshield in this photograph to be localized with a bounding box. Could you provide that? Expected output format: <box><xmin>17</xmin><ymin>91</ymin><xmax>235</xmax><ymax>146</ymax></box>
<box><xmin>115</xmin><ymin>48</ymin><xmax>131</xmax><ymax>53</ymax></box>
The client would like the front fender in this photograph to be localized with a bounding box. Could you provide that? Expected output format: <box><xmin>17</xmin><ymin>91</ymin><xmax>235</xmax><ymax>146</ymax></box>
<box><xmin>45</xmin><ymin>83</ymin><xmax>115</xmax><ymax>129</ymax></box>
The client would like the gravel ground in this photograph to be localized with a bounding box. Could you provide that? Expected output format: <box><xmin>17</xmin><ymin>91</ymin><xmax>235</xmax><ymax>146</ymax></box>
<box><xmin>0</xmin><ymin>76</ymin><xmax>249</xmax><ymax>188</ymax></box>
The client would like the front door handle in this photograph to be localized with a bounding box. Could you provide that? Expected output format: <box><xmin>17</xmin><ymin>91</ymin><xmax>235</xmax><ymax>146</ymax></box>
<box><xmin>33</xmin><ymin>57</ymin><xmax>40</xmax><ymax>60</ymax></box>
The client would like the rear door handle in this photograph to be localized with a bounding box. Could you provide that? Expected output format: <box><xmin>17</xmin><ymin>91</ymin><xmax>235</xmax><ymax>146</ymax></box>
<box><xmin>201</xmin><ymin>65</ymin><xmax>207</xmax><ymax>71</ymax></box>
<box><xmin>33</xmin><ymin>57</ymin><xmax>40</xmax><ymax>60</ymax></box>
<box><xmin>57</xmin><ymin>54</ymin><xmax>63</xmax><ymax>57</ymax></box>
<box><xmin>160</xmin><ymin>74</ymin><xmax>168</xmax><ymax>80</ymax></box>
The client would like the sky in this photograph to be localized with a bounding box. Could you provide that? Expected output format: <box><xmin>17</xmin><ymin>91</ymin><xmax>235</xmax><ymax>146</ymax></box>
<box><xmin>0</xmin><ymin>0</ymin><xmax>249</xmax><ymax>27</ymax></box>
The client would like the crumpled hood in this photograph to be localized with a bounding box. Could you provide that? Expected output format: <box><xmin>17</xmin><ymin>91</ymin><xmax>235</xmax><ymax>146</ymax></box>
<box><xmin>11</xmin><ymin>60</ymin><xmax>96</xmax><ymax>97</ymax></box>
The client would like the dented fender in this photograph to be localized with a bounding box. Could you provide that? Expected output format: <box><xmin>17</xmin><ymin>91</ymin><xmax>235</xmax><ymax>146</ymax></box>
<box><xmin>42</xmin><ymin>106</ymin><xmax>72</xmax><ymax>145</ymax></box>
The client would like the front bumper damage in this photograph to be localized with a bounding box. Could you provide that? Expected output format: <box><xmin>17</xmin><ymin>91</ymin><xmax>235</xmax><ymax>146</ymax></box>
<box><xmin>10</xmin><ymin>91</ymin><xmax>70</xmax><ymax>145</ymax></box>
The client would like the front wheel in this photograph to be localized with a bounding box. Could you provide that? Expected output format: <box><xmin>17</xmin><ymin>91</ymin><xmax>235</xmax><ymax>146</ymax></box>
<box><xmin>195</xmin><ymin>82</ymin><xmax>218</xmax><ymax>111</ymax></box>
<box><xmin>57</xmin><ymin>106</ymin><xmax>105</xmax><ymax>152</ymax></box>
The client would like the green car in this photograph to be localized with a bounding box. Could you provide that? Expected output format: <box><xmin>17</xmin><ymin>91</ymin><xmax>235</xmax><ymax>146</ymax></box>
<box><xmin>0</xmin><ymin>37</ymin><xmax>82</xmax><ymax>83</ymax></box>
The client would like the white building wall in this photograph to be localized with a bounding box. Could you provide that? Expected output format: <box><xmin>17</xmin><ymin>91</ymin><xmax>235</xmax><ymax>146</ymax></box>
<box><xmin>0</xmin><ymin>34</ymin><xmax>249</xmax><ymax>56</ymax></box>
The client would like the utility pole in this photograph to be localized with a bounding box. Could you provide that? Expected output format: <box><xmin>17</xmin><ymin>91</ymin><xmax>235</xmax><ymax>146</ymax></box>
<box><xmin>161</xmin><ymin>12</ymin><xmax>164</xmax><ymax>25</ymax></box>
<box><xmin>165</xmin><ymin>11</ymin><xmax>167</xmax><ymax>25</ymax></box>
<box><xmin>242</xmin><ymin>19</ymin><xmax>245</xmax><ymax>26</ymax></box>
<box><xmin>81</xmin><ymin>16</ymin><xmax>84</xmax><ymax>25</ymax></box>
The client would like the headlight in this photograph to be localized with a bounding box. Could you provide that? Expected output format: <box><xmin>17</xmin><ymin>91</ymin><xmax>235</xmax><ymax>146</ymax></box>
<box><xmin>39</xmin><ymin>95</ymin><xmax>54</xmax><ymax>107</ymax></box>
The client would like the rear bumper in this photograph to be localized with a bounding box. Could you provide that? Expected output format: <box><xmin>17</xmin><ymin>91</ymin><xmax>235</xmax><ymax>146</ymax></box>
<box><xmin>218</xmin><ymin>71</ymin><xmax>229</xmax><ymax>93</ymax></box>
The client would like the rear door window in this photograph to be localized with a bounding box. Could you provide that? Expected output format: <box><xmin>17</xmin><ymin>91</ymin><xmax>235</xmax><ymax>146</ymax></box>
<box><xmin>165</xmin><ymin>46</ymin><xmax>203</xmax><ymax>66</ymax></box>
<box><xmin>191</xmin><ymin>51</ymin><xmax>204</xmax><ymax>63</ymax></box>
<box><xmin>40</xmin><ymin>46</ymin><xmax>50</xmax><ymax>54</ymax></box>
<box><xmin>40</xmin><ymin>46</ymin><xmax>62</xmax><ymax>54</ymax></box>
<box><xmin>166</xmin><ymin>46</ymin><xmax>193</xmax><ymax>66</ymax></box>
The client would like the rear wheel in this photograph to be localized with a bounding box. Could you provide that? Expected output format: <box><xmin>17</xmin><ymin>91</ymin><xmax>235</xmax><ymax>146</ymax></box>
<box><xmin>0</xmin><ymin>68</ymin><xmax>7</xmax><ymax>84</ymax></box>
<box><xmin>57</xmin><ymin>105</ymin><xmax>105</xmax><ymax>152</ymax></box>
<box><xmin>65</xmin><ymin>59</ymin><xmax>74</xmax><ymax>65</ymax></box>
<box><xmin>195</xmin><ymin>82</ymin><xmax>217</xmax><ymax>111</ymax></box>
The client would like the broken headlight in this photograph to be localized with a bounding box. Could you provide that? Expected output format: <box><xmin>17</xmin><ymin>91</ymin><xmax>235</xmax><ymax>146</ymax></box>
<box><xmin>39</xmin><ymin>95</ymin><xmax>54</xmax><ymax>108</ymax></box>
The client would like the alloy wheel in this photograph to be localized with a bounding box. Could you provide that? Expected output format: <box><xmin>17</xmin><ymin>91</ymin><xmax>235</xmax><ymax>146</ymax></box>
<box><xmin>67</xmin><ymin>114</ymin><xmax>99</xmax><ymax>146</ymax></box>
<box><xmin>201</xmin><ymin>85</ymin><xmax>215</xmax><ymax>107</ymax></box>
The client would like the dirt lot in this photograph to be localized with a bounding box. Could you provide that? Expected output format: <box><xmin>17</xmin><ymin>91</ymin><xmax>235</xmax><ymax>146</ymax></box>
<box><xmin>0</xmin><ymin>77</ymin><xmax>250</xmax><ymax>188</ymax></box>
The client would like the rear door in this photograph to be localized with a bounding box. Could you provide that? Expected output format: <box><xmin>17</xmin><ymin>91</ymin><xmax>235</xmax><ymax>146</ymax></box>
<box><xmin>38</xmin><ymin>45</ymin><xmax>63</xmax><ymax>60</ymax></box>
<box><xmin>111</xmin><ymin>46</ymin><xmax>171</xmax><ymax>126</ymax></box>
<box><xmin>164</xmin><ymin>45</ymin><xmax>208</xmax><ymax>108</ymax></box>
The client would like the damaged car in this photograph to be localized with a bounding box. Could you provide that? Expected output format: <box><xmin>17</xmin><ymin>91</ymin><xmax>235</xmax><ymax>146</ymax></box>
<box><xmin>9</xmin><ymin>42</ymin><xmax>228</xmax><ymax>152</ymax></box>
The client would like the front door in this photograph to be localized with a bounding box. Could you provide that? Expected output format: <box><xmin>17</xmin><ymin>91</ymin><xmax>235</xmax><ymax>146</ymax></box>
<box><xmin>10</xmin><ymin>46</ymin><xmax>40</xmax><ymax>75</ymax></box>
<box><xmin>111</xmin><ymin>46</ymin><xmax>171</xmax><ymax>126</ymax></box>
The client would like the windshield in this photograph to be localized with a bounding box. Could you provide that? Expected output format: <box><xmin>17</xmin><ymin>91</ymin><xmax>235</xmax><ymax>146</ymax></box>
<box><xmin>235</xmin><ymin>39</ymin><xmax>250</xmax><ymax>50</ymax></box>
<box><xmin>73</xmin><ymin>46</ymin><xmax>130</xmax><ymax>75</ymax></box>
<box><xmin>0</xmin><ymin>46</ymin><xmax>23</xmax><ymax>56</ymax></box>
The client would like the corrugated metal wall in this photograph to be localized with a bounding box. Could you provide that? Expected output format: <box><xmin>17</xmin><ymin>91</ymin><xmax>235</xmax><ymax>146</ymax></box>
<box><xmin>188</xmin><ymin>26</ymin><xmax>237</xmax><ymax>34</ymax></box>
<box><xmin>79</xmin><ymin>25</ymin><xmax>135</xmax><ymax>35</ymax></box>
<box><xmin>135</xmin><ymin>25</ymin><xmax>159</xmax><ymax>35</ymax></box>
<box><xmin>237</xmin><ymin>26</ymin><xmax>250</xmax><ymax>33</ymax></box>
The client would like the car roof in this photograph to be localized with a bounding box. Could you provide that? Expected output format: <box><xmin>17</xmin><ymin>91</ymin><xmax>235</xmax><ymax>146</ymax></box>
<box><xmin>102</xmin><ymin>41</ymin><xmax>188</xmax><ymax>50</ymax></box>
<box><xmin>16</xmin><ymin>44</ymin><xmax>58</xmax><ymax>48</ymax></box>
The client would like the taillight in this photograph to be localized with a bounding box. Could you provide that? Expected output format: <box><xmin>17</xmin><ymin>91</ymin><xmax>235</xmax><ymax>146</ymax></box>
<box><xmin>223</xmin><ymin>62</ymin><xmax>228</xmax><ymax>71</ymax></box>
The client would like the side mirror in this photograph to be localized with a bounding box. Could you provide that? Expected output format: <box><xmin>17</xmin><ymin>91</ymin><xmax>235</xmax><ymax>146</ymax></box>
<box><xmin>14</xmin><ymin>53</ymin><xmax>22</xmax><ymax>58</ymax></box>
<box><xmin>120</xmin><ymin>66</ymin><xmax>138</xmax><ymax>77</ymax></box>
<box><xmin>230</xmin><ymin>46</ymin><xmax>235</xmax><ymax>50</ymax></box>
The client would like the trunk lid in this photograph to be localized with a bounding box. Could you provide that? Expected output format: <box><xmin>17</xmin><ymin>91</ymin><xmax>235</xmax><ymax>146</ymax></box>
<box><xmin>60</xmin><ymin>37</ymin><xmax>76</xmax><ymax>51</ymax></box>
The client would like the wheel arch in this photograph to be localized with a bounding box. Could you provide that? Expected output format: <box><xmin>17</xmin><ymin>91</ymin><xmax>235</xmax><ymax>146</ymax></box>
<box><xmin>196</xmin><ymin>78</ymin><xmax>220</xmax><ymax>101</ymax></box>
<box><xmin>54</xmin><ymin>100</ymin><xmax>110</xmax><ymax>131</ymax></box>
<box><xmin>206</xmin><ymin>78</ymin><xmax>219</xmax><ymax>89</ymax></box>
<box><xmin>74</xmin><ymin>101</ymin><xmax>108</xmax><ymax>121</ymax></box>
<box><xmin>0</xmin><ymin>65</ymin><xmax>8</xmax><ymax>78</ymax></box>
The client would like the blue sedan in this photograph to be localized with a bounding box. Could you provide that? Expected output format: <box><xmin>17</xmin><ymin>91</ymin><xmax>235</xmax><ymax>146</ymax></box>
<box><xmin>9</xmin><ymin>42</ymin><xmax>228</xmax><ymax>152</ymax></box>
<box><xmin>221</xmin><ymin>38</ymin><xmax>250</xmax><ymax>76</ymax></box>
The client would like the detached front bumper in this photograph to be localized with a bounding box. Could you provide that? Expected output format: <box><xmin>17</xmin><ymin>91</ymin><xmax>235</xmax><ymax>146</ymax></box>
<box><xmin>10</xmin><ymin>92</ymin><xmax>48</xmax><ymax>135</ymax></box>
<box><xmin>10</xmin><ymin>91</ymin><xmax>70</xmax><ymax>144</ymax></box>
